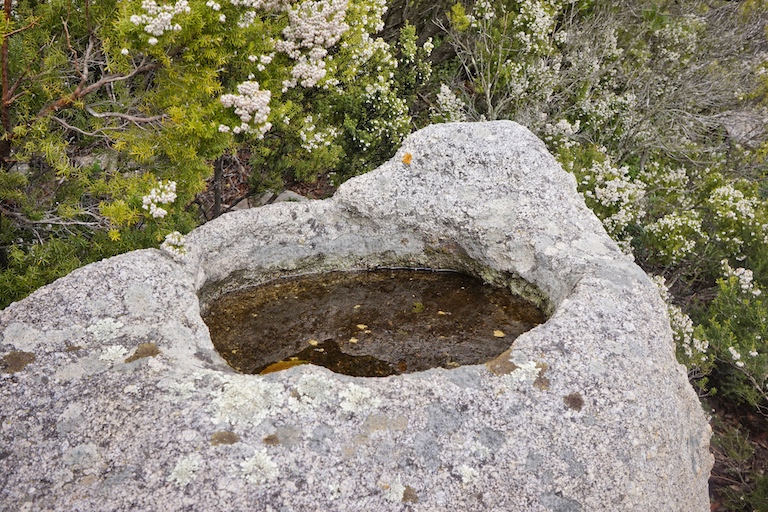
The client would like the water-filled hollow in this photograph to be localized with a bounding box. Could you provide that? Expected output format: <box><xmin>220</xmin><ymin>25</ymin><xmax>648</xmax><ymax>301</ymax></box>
<box><xmin>203</xmin><ymin>269</ymin><xmax>546</xmax><ymax>377</ymax></box>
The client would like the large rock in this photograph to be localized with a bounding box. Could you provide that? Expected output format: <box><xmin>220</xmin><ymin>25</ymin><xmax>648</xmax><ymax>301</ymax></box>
<box><xmin>0</xmin><ymin>121</ymin><xmax>711</xmax><ymax>510</ymax></box>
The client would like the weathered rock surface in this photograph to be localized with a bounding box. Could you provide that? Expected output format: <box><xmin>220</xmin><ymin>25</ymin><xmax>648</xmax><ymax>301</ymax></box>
<box><xmin>0</xmin><ymin>121</ymin><xmax>712</xmax><ymax>511</ymax></box>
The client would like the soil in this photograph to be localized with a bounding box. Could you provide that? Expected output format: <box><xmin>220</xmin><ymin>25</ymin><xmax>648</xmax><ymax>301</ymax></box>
<box><xmin>707</xmin><ymin>394</ymin><xmax>768</xmax><ymax>511</ymax></box>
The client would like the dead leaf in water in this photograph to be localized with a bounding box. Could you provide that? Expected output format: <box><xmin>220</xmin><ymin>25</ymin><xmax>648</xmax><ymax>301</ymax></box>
<box><xmin>260</xmin><ymin>359</ymin><xmax>309</xmax><ymax>374</ymax></box>
<box><xmin>356</xmin><ymin>324</ymin><xmax>368</xmax><ymax>330</ymax></box>
<box><xmin>349</xmin><ymin>337</ymin><xmax>359</xmax><ymax>344</ymax></box>
<box><xmin>493</xmin><ymin>330</ymin><xmax>506</xmax><ymax>338</ymax></box>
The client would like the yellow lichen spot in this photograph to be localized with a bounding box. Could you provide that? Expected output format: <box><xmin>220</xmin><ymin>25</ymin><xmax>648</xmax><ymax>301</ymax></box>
<box><xmin>493</xmin><ymin>330</ymin><xmax>506</xmax><ymax>338</ymax></box>
<box><xmin>308</xmin><ymin>339</ymin><xmax>319</xmax><ymax>346</ymax></box>
<box><xmin>402</xmin><ymin>152</ymin><xmax>413</xmax><ymax>165</ymax></box>
<box><xmin>349</xmin><ymin>337</ymin><xmax>359</xmax><ymax>344</ymax></box>
<box><xmin>356</xmin><ymin>324</ymin><xmax>368</xmax><ymax>330</ymax></box>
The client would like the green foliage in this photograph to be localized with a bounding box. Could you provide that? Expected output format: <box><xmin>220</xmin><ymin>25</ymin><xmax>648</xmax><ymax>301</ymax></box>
<box><xmin>0</xmin><ymin>0</ymin><xmax>431</xmax><ymax>307</ymax></box>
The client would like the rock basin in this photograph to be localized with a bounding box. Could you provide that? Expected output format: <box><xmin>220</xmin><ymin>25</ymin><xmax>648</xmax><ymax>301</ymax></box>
<box><xmin>0</xmin><ymin>121</ymin><xmax>712</xmax><ymax>511</ymax></box>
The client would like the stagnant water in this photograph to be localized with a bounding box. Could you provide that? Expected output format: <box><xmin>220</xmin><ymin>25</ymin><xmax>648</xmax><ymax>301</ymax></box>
<box><xmin>203</xmin><ymin>269</ymin><xmax>545</xmax><ymax>377</ymax></box>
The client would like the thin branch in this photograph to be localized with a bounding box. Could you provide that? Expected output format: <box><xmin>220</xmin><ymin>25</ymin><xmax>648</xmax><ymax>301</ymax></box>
<box><xmin>2</xmin><ymin>18</ymin><xmax>39</xmax><ymax>38</ymax></box>
<box><xmin>85</xmin><ymin>107</ymin><xmax>166</xmax><ymax>124</ymax></box>
<box><xmin>51</xmin><ymin>116</ymin><xmax>115</xmax><ymax>138</ymax></box>
<box><xmin>0</xmin><ymin>204</ymin><xmax>107</xmax><ymax>228</ymax></box>
<box><xmin>36</xmin><ymin>58</ymin><xmax>160</xmax><ymax>119</ymax></box>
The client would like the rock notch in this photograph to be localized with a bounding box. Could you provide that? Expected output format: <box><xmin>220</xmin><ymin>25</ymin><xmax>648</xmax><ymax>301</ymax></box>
<box><xmin>0</xmin><ymin>121</ymin><xmax>712</xmax><ymax>510</ymax></box>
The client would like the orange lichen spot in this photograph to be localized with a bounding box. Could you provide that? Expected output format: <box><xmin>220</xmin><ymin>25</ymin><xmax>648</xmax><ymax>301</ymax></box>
<box><xmin>402</xmin><ymin>152</ymin><xmax>413</xmax><ymax>165</ymax></box>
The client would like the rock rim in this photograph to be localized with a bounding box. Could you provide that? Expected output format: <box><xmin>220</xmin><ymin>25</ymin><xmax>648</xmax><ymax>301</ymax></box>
<box><xmin>0</xmin><ymin>121</ymin><xmax>712</xmax><ymax>511</ymax></box>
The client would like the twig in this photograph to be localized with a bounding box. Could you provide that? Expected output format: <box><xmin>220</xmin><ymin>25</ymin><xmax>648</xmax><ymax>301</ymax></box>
<box><xmin>51</xmin><ymin>116</ymin><xmax>116</xmax><ymax>138</ymax></box>
<box><xmin>85</xmin><ymin>107</ymin><xmax>166</xmax><ymax>125</ymax></box>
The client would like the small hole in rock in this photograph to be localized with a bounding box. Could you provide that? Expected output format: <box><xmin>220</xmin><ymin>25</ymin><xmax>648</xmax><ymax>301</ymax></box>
<box><xmin>203</xmin><ymin>270</ymin><xmax>546</xmax><ymax>377</ymax></box>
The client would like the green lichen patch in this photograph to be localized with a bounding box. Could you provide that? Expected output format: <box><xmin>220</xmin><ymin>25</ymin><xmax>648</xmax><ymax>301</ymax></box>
<box><xmin>124</xmin><ymin>343</ymin><xmax>161</xmax><ymax>363</ymax></box>
<box><xmin>564</xmin><ymin>392</ymin><xmax>584</xmax><ymax>411</ymax></box>
<box><xmin>210</xmin><ymin>431</ymin><xmax>240</xmax><ymax>446</ymax></box>
<box><xmin>1</xmin><ymin>351</ymin><xmax>36</xmax><ymax>373</ymax></box>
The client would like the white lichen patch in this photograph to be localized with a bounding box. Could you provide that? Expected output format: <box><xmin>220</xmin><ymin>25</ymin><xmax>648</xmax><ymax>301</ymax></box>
<box><xmin>99</xmin><ymin>345</ymin><xmax>128</xmax><ymax>363</ymax></box>
<box><xmin>87</xmin><ymin>318</ymin><xmax>124</xmax><ymax>342</ymax></box>
<box><xmin>165</xmin><ymin>381</ymin><xmax>197</xmax><ymax>402</ymax></box>
<box><xmin>240</xmin><ymin>449</ymin><xmax>279</xmax><ymax>484</ymax></box>
<box><xmin>384</xmin><ymin>480</ymin><xmax>406</xmax><ymax>502</ymax></box>
<box><xmin>458</xmin><ymin>464</ymin><xmax>480</xmax><ymax>484</ymax></box>
<box><xmin>211</xmin><ymin>375</ymin><xmax>286</xmax><ymax>426</ymax></box>
<box><xmin>339</xmin><ymin>383</ymin><xmax>380</xmax><ymax>413</ymax></box>
<box><xmin>295</xmin><ymin>373</ymin><xmax>335</xmax><ymax>404</ymax></box>
<box><xmin>507</xmin><ymin>359</ymin><xmax>541</xmax><ymax>384</ymax></box>
<box><xmin>123</xmin><ymin>384</ymin><xmax>140</xmax><ymax>394</ymax></box>
<box><xmin>168</xmin><ymin>453</ymin><xmax>203</xmax><ymax>486</ymax></box>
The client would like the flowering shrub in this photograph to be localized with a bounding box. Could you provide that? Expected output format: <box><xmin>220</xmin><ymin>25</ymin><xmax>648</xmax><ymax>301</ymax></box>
<box><xmin>434</xmin><ymin>0</ymin><xmax>768</xmax><ymax>416</ymax></box>
<box><xmin>701</xmin><ymin>265</ymin><xmax>768</xmax><ymax>413</ymax></box>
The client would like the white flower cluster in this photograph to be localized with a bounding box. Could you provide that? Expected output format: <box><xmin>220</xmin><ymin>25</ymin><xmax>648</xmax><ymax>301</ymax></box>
<box><xmin>432</xmin><ymin>84</ymin><xmax>467</xmax><ymax>123</ymax></box>
<box><xmin>205</xmin><ymin>0</ymin><xmax>221</xmax><ymax>10</ymax></box>
<box><xmin>728</xmin><ymin>346</ymin><xmax>745</xmax><ymax>368</ymax></box>
<box><xmin>544</xmin><ymin>118</ymin><xmax>580</xmax><ymax>149</ymax></box>
<box><xmin>651</xmin><ymin>275</ymin><xmax>708</xmax><ymax>362</ymax></box>
<box><xmin>142</xmin><ymin>180</ymin><xmax>177</xmax><ymax>219</ymax></box>
<box><xmin>472</xmin><ymin>0</ymin><xmax>495</xmax><ymax>22</ymax></box>
<box><xmin>342</xmin><ymin>33</ymin><xmax>393</xmax><ymax>74</ymax></box>
<box><xmin>653</xmin><ymin>15</ymin><xmax>704</xmax><ymax>66</ymax></box>
<box><xmin>348</xmin><ymin>0</ymin><xmax>386</xmax><ymax>32</ymax></box>
<box><xmin>219</xmin><ymin>81</ymin><xmax>272</xmax><ymax>137</ymax></box>
<box><xmin>299</xmin><ymin>115</ymin><xmax>339</xmax><ymax>152</ymax></box>
<box><xmin>161</xmin><ymin>231</ymin><xmax>187</xmax><ymax>257</ymax></box>
<box><xmin>129</xmin><ymin>0</ymin><xmax>189</xmax><ymax>37</ymax></box>
<box><xmin>511</xmin><ymin>0</ymin><xmax>560</xmax><ymax>53</ymax></box>
<box><xmin>709</xmin><ymin>184</ymin><xmax>757</xmax><ymax>221</ymax></box>
<box><xmin>237</xmin><ymin>9</ymin><xmax>257</xmax><ymax>28</ymax></box>
<box><xmin>722</xmin><ymin>260</ymin><xmax>762</xmax><ymax>297</ymax></box>
<box><xmin>276</xmin><ymin>0</ymin><xmax>349</xmax><ymax>89</ymax></box>
<box><xmin>582</xmin><ymin>158</ymin><xmax>646</xmax><ymax>239</ymax></box>
<box><xmin>646</xmin><ymin>211</ymin><xmax>706</xmax><ymax>264</ymax></box>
